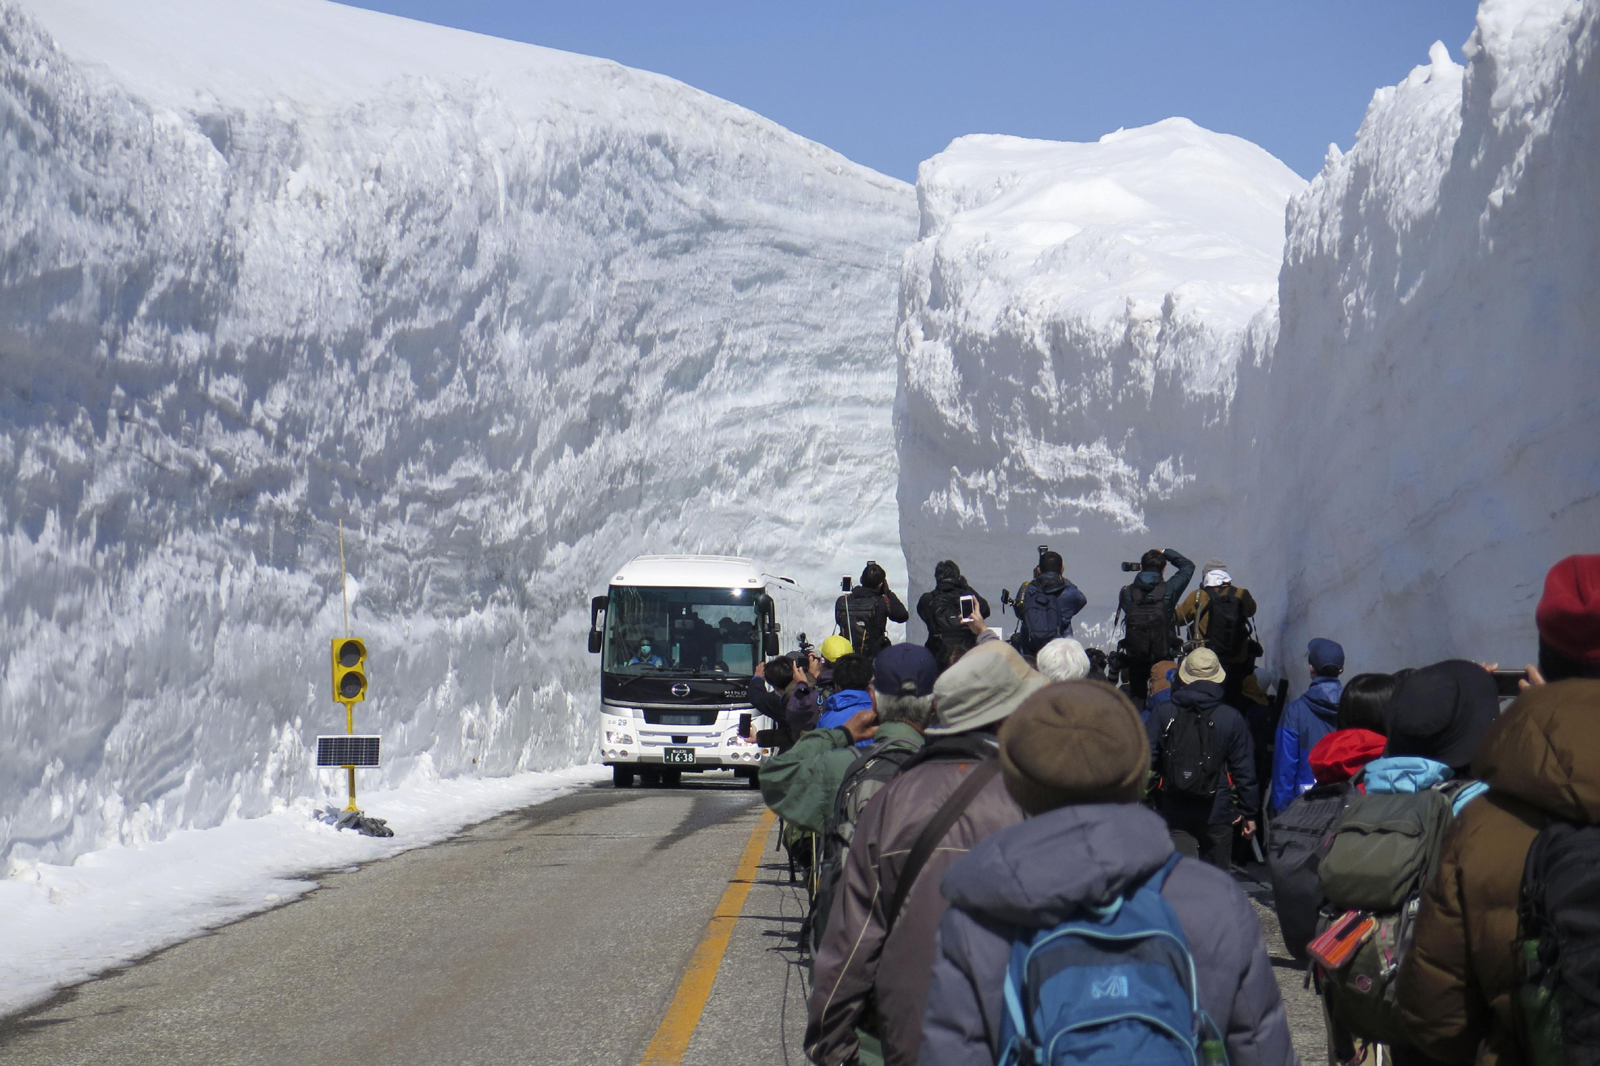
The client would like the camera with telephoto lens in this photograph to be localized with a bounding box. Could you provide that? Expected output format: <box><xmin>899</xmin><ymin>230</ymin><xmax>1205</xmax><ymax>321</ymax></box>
<box><xmin>1120</xmin><ymin>561</ymin><xmax>1142</xmax><ymax>572</ymax></box>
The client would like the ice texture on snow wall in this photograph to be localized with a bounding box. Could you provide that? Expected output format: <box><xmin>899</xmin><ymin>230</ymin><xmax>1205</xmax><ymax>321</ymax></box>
<box><xmin>1252</xmin><ymin>3</ymin><xmax>1599</xmax><ymax>671</ymax></box>
<box><xmin>897</xmin><ymin>119</ymin><xmax>1304</xmax><ymax>642</ymax></box>
<box><xmin>898</xmin><ymin>0</ymin><xmax>1600</xmax><ymax>671</ymax></box>
<box><xmin>0</xmin><ymin>0</ymin><xmax>916</xmax><ymax>866</ymax></box>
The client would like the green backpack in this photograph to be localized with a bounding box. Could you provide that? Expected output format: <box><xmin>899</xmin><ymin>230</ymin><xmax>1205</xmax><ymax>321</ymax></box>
<box><xmin>1313</xmin><ymin>782</ymin><xmax>1476</xmax><ymax>1045</ymax></box>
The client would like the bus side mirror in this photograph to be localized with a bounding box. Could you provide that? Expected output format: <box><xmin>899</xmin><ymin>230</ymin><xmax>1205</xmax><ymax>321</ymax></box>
<box><xmin>756</xmin><ymin>592</ymin><xmax>779</xmax><ymax>658</ymax></box>
<box><xmin>588</xmin><ymin>596</ymin><xmax>608</xmax><ymax>655</ymax></box>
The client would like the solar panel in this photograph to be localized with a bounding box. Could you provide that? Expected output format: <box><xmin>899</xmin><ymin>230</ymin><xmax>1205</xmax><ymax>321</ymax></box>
<box><xmin>316</xmin><ymin>735</ymin><xmax>381</xmax><ymax>767</ymax></box>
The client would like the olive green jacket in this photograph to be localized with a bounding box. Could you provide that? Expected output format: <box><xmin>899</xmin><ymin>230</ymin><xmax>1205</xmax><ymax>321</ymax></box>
<box><xmin>759</xmin><ymin>721</ymin><xmax>925</xmax><ymax>836</ymax></box>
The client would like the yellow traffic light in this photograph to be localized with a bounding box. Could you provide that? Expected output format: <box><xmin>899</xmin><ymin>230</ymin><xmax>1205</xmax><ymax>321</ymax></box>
<box><xmin>331</xmin><ymin>637</ymin><xmax>367</xmax><ymax>704</ymax></box>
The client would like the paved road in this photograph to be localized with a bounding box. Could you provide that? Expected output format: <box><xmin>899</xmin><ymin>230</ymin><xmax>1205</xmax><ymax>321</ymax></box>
<box><xmin>0</xmin><ymin>773</ymin><xmax>1323</xmax><ymax>1066</ymax></box>
<box><xmin>0</xmin><ymin>774</ymin><xmax>810</xmax><ymax>1066</ymax></box>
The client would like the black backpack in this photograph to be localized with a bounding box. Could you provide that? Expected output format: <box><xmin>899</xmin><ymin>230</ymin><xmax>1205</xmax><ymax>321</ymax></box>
<box><xmin>839</xmin><ymin>590</ymin><xmax>888</xmax><ymax>653</ymax></box>
<box><xmin>1157</xmin><ymin>702</ymin><xmax>1223</xmax><ymax>798</ymax></box>
<box><xmin>1199</xmin><ymin>586</ymin><xmax>1250</xmax><ymax>660</ymax></box>
<box><xmin>1265</xmin><ymin>780</ymin><xmax>1355</xmax><ymax>960</ymax></box>
<box><xmin>928</xmin><ymin>586</ymin><xmax>971</xmax><ymax>641</ymax></box>
<box><xmin>809</xmin><ymin>735</ymin><xmax>921</xmax><ymax>950</ymax></box>
<box><xmin>1516</xmin><ymin>820</ymin><xmax>1600</xmax><ymax>1066</ymax></box>
<box><xmin>1121</xmin><ymin>580</ymin><xmax>1172</xmax><ymax>662</ymax></box>
<box><xmin>1019</xmin><ymin>583</ymin><xmax>1063</xmax><ymax>654</ymax></box>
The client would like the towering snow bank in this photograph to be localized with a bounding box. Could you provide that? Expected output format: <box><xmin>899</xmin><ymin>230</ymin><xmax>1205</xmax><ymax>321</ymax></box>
<box><xmin>1249</xmin><ymin>0</ymin><xmax>1600</xmax><ymax>669</ymax></box>
<box><xmin>898</xmin><ymin>0</ymin><xmax>1600</xmax><ymax>670</ymax></box>
<box><xmin>0</xmin><ymin>0</ymin><xmax>916</xmax><ymax>867</ymax></box>
<box><xmin>897</xmin><ymin>120</ymin><xmax>1303</xmax><ymax>636</ymax></box>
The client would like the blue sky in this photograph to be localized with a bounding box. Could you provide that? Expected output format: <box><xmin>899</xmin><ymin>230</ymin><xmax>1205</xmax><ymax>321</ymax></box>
<box><xmin>334</xmin><ymin>1</ymin><xmax>1478</xmax><ymax>182</ymax></box>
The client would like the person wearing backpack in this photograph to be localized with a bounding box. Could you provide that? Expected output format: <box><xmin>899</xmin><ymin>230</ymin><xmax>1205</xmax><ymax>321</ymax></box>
<box><xmin>916</xmin><ymin>559</ymin><xmax>991</xmax><ymax>664</ymax></box>
<box><xmin>1269</xmin><ymin>638</ymin><xmax>1346</xmax><ymax>814</ymax></box>
<box><xmin>921</xmin><ymin>681</ymin><xmax>1298</xmax><ymax>1066</ymax></box>
<box><xmin>1145</xmin><ymin>648</ymin><xmax>1259</xmax><ymax>870</ymax></box>
<box><xmin>1176</xmin><ymin>564</ymin><xmax>1259</xmax><ymax>706</ymax></box>
<box><xmin>807</xmin><ymin>645</ymin><xmax>937</xmax><ymax>955</ymax></box>
<box><xmin>808</xmin><ymin>634</ymin><xmax>1041</xmax><ymax>1066</ymax></box>
<box><xmin>1117</xmin><ymin>547</ymin><xmax>1196</xmax><ymax>701</ymax></box>
<box><xmin>1396</xmin><ymin>678</ymin><xmax>1600</xmax><ymax>1066</ymax></box>
<box><xmin>1263</xmin><ymin>675</ymin><xmax>1394</xmax><ymax>963</ymax></box>
<box><xmin>1312</xmin><ymin>660</ymin><xmax>1499</xmax><ymax>1065</ymax></box>
<box><xmin>836</xmin><ymin>562</ymin><xmax>911</xmax><ymax>655</ymax></box>
<box><xmin>1392</xmin><ymin>558</ymin><xmax>1600</xmax><ymax>1065</ymax></box>
<box><xmin>1011</xmin><ymin>550</ymin><xmax>1087</xmax><ymax>655</ymax></box>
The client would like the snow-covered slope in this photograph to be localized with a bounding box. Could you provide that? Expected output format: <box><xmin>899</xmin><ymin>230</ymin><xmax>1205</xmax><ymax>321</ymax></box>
<box><xmin>1246</xmin><ymin>1</ymin><xmax>1600</xmax><ymax>670</ymax></box>
<box><xmin>0</xmin><ymin>0</ymin><xmax>916</xmax><ymax>868</ymax></box>
<box><xmin>897</xmin><ymin>119</ymin><xmax>1303</xmax><ymax>638</ymax></box>
<box><xmin>897</xmin><ymin>0</ymin><xmax>1600</xmax><ymax>670</ymax></box>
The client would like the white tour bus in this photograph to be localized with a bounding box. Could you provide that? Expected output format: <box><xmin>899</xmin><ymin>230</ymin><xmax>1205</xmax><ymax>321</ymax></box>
<box><xmin>588</xmin><ymin>554</ymin><xmax>789</xmax><ymax>788</ymax></box>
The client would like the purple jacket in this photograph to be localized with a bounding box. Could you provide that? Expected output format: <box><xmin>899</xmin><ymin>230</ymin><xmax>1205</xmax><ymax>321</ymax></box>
<box><xmin>920</xmin><ymin>803</ymin><xmax>1298</xmax><ymax>1066</ymax></box>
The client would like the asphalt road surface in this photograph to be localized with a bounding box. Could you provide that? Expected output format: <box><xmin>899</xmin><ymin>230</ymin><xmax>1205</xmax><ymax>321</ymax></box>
<box><xmin>0</xmin><ymin>773</ymin><xmax>1324</xmax><ymax>1066</ymax></box>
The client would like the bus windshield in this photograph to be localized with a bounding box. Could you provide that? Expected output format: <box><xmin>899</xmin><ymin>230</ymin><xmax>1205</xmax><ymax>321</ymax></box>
<box><xmin>603</xmin><ymin>586</ymin><xmax>762</xmax><ymax>677</ymax></box>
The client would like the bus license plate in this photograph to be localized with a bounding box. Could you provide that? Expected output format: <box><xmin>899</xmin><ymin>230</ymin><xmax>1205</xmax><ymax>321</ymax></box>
<box><xmin>663</xmin><ymin>747</ymin><xmax>696</xmax><ymax>765</ymax></box>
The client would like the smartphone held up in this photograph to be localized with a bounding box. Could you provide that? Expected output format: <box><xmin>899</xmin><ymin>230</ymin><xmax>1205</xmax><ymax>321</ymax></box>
<box><xmin>959</xmin><ymin>594</ymin><xmax>977</xmax><ymax>625</ymax></box>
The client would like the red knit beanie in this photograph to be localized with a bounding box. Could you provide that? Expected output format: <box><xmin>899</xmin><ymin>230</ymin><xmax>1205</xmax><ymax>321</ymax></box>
<box><xmin>1536</xmin><ymin>555</ymin><xmax>1600</xmax><ymax>664</ymax></box>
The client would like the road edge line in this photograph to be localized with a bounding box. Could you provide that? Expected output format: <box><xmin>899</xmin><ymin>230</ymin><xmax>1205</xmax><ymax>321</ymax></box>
<box><xmin>637</xmin><ymin>805</ymin><xmax>778</xmax><ymax>1066</ymax></box>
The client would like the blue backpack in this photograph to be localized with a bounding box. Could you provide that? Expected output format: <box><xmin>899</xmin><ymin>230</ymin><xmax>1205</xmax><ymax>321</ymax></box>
<box><xmin>998</xmin><ymin>853</ymin><xmax>1227</xmax><ymax>1066</ymax></box>
<box><xmin>1019</xmin><ymin>584</ymin><xmax>1063</xmax><ymax>653</ymax></box>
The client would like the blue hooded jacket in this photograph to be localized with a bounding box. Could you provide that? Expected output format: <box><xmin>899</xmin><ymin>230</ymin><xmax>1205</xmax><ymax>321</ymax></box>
<box><xmin>818</xmin><ymin>688</ymin><xmax>874</xmax><ymax>746</ymax></box>
<box><xmin>1270</xmin><ymin>676</ymin><xmax>1343</xmax><ymax>813</ymax></box>
<box><xmin>1361</xmin><ymin>756</ymin><xmax>1488</xmax><ymax>812</ymax></box>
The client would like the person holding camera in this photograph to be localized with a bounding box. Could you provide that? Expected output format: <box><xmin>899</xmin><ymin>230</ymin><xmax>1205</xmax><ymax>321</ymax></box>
<box><xmin>916</xmin><ymin>559</ymin><xmax>991</xmax><ymax>666</ymax></box>
<box><xmin>835</xmin><ymin>561</ymin><xmax>910</xmax><ymax>656</ymax></box>
<box><xmin>1174</xmin><ymin>561</ymin><xmax>1259</xmax><ymax>706</ymax></box>
<box><xmin>1116</xmin><ymin>547</ymin><xmax>1196</xmax><ymax>701</ymax></box>
<box><xmin>1006</xmin><ymin>547</ymin><xmax>1088</xmax><ymax>655</ymax></box>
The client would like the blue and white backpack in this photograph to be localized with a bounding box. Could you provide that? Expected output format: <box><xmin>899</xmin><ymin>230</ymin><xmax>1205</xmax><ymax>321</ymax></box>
<box><xmin>998</xmin><ymin>853</ymin><xmax>1227</xmax><ymax>1066</ymax></box>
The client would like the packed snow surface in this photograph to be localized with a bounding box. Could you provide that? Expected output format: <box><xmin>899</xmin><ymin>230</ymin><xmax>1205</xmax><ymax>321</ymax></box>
<box><xmin>0</xmin><ymin>765</ymin><xmax>604</xmax><ymax>1016</ymax></box>
<box><xmin>899</xmin><ymin>0</ymin><xmax>1600</xmax><ymax>671</ymax></box>
<box><xmin>898</xmin><ymin>119</ymin><xmax>1303</xmax><ymax>639</ymax></box>
<box><xmin>0</xmin><ymin>0</ymin><xmax>916</xmax><ymax>874</ymax></box>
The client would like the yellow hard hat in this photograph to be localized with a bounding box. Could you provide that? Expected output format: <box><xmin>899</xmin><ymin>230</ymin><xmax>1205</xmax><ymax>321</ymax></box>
<box><xmin>820</xmin><ymin>635</ymin><xmax>854</xmax><ymax>662</ymax></box>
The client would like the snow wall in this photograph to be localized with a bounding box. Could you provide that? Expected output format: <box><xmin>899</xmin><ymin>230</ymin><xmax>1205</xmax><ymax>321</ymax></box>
<box><xmin>899</xmin><ymin>0</ymin><xmax>1599</xmax><ymax>674</ymax></box>
<box><xmin>0</xmin><ymin>0</ymin><xmax>916</xmax><ymax>867</ymax></box>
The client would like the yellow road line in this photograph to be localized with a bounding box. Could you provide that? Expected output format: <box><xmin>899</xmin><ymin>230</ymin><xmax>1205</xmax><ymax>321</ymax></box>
<box><xmin>638</xmin><ymin>805</ymin><xmax>778</xmax><ymax>1066</ymax></box>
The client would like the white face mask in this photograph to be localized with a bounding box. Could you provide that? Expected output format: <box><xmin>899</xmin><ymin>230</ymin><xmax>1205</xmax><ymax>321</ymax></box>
<box><xmin>639</xmin><ymin>646</ymin><xmax>652</xmax><ymax>656</ymax></box>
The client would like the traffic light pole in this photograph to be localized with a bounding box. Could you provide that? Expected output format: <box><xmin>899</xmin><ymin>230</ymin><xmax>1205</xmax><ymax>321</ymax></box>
<box><xmin>342</xmin><ymin>697</ymin><xmax>357</xmax><ymax>811</ymax></box>
<box><xmin>338</xmin><ymin>520</ymin><xmax>357</xmax><ymax>812</ymax></box>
